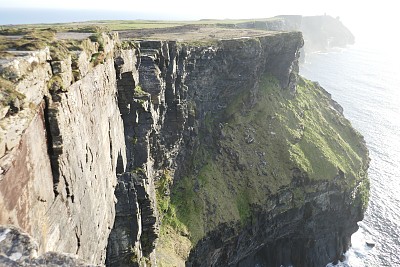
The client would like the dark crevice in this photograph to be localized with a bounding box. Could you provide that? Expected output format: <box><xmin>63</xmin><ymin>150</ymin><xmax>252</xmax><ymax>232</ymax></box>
<box><xmin>65</xmin><ymin>178</ymin><xmax>71</xmax><ymax>198</ymax></box>
<box><xmin>75</xmin><ymin>230</ymin><xmax>81</xmax><ymax>254</ymax></box>
<box><xmin>116</xmin><ymin>152</ymin><xmax>124</xmax><ymax>174</ymax></box>
<box><xmin>107</xmin><ymin>52</ymin><xmax>144</xmax><ymax>266</ymax></box>
<box><xmin>43</xmin><ymin>96</ymin><xmax>60</xmax><ymax>197</ymax></box>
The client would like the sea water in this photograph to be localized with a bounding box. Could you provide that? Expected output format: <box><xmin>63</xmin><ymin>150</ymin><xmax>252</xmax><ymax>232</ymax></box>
<box><xmin>300</xmin><ymin>43</ymin><xmax>400</xmax><ymax>267</ymax></box>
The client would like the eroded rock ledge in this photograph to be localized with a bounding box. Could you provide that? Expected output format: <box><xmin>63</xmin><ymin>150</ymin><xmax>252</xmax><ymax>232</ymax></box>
<box><xmin>0</xmin><ymin>27</ymin><xmax>368</xmax><ymax>267</ymax></box>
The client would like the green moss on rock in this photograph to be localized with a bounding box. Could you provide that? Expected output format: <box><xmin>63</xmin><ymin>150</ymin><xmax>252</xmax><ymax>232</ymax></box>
<box><xmin>90</xmin><ymin>52</ymin><xmax>105</xmax><ymax>66</ymax></box>
<box><xmin>47</xmin><ymin>75</ymin><xmax>64</xmax><ymax>92</ymax></box>
<box><xmin>89</xmin><ymin>33</ymin><xmax>105</xmax><ymax>51</ymax></box>
<box><xmin>0</xmin><ymin>77</ymin><xmax>25</xmax><ymax>113</ymax></box>
<box><xmin>284</xmin><ymin>78</ymin><xmax>365</xmax><ymax>181</ymax></box>
<box><xmin>133</xmin><ymin>85</ymin><xmax>149</xmax><ymax>97</ymax></box>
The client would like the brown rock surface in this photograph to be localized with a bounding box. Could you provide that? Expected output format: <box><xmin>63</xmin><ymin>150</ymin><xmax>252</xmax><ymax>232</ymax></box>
<box><xmin>0</xmin><ymin>33</ymin><xmax>126</xmax><ymax>265</ymax></box>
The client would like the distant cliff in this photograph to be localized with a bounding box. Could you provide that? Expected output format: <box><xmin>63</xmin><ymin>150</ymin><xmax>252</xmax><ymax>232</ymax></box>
<box><xmin>0</xmin><ymin>26</ymin><xmax>367</xmax><ymax>267</ymax></box>
<box><xmin>300</xmin><ymin>15</ymin><xmax>355</xmax><ymax>52</ymax></box>
<box><xmin>235</xmin><ymin>15</ymin><xmax>355</xmax><ymax>58</ymax></box>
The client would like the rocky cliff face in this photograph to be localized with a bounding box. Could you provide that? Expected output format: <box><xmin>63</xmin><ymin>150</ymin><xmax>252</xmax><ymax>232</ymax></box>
<box><xmin>105</xmin><ymin>31</ymin><xmax>306</xmax><ymax>266</ymax></box>
<box><xmin>185</xmin><ymin>76</ymin><xmax>369</xmax><ymax>266</ymax></box>
<box><xmin>0</xmin><ymin>27</ymin><xmax>368</xmax><ymax>267</ymax></box>
<box><xmin>0</xmin><ymin>33</ymin><xmax>126</xmax><ymax>265</ymax></box>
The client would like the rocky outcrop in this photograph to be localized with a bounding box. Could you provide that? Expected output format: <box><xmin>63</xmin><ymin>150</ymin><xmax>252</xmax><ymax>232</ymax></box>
<box><xmin>0</xmin><ymin>225</ymin><xmax>96</xmax><ymax>266</ymax></box>
<box><xmin>0</xmin><ymin>27</ymin><xmax>368</xmax><ymax>267</ymax></box>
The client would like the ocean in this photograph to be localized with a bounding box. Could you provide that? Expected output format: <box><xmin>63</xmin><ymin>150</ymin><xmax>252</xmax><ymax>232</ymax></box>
<box><xmin>300</xmin><ymin>44</ymin><xmax>400</xmax><ymax>266</ymax></box>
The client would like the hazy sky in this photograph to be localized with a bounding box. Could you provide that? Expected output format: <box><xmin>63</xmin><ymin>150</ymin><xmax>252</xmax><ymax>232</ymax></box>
<box><xmin>0</xmin><ymin>0</ymin><xmax>388</xmax><ymax>18</ymax></box>
<box><xmin>1</xmin><ymin>0</ymin><xmax>398</xmax><ymax>42</ymax></box>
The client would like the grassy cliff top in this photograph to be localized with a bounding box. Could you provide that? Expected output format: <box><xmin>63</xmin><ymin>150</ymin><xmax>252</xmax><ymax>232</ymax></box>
<box><xmin>0</xmin><ymin>20</ymin><xmax>290</xmax><ymax>117</ymax></box>
<box><xmin>0</xmin><ymin>18</ymin><xmax>289</xmax><ymax>54</ymax></box>
<box><xmin>0</xmin><ymin>17</ymin><xmax>281</xmax><ymax>31</ymax></box>
<box><xmin>118</xmin><ymin>24</ymin><xmax>278</xmax><ymax>42</ymax></box>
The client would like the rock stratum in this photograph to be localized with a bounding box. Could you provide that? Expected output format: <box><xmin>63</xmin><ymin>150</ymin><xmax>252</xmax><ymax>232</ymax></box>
<box><xmin>0</xmin><ymin>25</ymin><xmax>368</xmax><ymax>267</ymax></box>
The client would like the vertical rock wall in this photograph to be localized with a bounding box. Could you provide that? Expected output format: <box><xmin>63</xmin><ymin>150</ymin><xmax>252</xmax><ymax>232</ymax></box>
<box><xmin>0</xmin><ymin>34</ymin><xmax>126</xmax><ymax>265</ymax></box>
<box><xmin>105</xmin><ymin>32</ymin><xmax>305</xmax><ymax>265</ymax></box>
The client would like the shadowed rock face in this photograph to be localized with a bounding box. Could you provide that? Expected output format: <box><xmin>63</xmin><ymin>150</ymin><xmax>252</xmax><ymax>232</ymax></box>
<box><xmin>187</xmin><ymin>180</ymin><xmax>363</xmax><ymax>266</ymax></box>
<box><xmin>0</xmin><ymin>27</ymin><xmax>368</xmax><ymax>267</ymax></box>
<box><xmin>105</xmin><ymin>32</ymin><xmax>305</xmax><ymax>266</ymax></box>
<box><xmin>106</xmin><ymin>29</ymin><xmax>368</xmax><ymax>267</ymax></box>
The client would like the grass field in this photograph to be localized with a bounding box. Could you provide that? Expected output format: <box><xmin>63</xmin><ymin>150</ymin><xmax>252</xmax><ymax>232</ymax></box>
<box><xmin>0</xmin><ymin>17</ymin><xmax>285</xmax><ymax>53</ymax></box>
<box><xmin>0</xmin><ymin>17</ymin><xmax>281</xmax><ymax>32</ymax></box>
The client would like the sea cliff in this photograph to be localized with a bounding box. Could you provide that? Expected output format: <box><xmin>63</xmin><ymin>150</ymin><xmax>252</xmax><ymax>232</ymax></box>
<box><xmin>234</xmin><ymin>15</ymin><xmax>355</xmax><ymax>59</ymax></box>
<box><xmin>0</xmin><ymin>25</ymin><xmax>368</xmax><ymax>267</ymax></box>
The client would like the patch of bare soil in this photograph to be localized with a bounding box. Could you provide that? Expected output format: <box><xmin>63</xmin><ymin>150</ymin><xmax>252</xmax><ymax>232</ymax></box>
<box><xmin>55</xmin><ymin>32</ymin><xmax>93</xmax><ymax>40</ymax></box>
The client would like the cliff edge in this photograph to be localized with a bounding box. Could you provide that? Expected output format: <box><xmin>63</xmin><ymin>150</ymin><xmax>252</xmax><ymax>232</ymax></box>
<box><xmin>0</xmin><ymin>26</ymin><xmax>368</xmax><ymax>267</ymax></box>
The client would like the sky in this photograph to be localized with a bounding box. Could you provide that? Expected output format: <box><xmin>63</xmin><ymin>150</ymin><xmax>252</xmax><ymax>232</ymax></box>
<box><xmin>0</xmin><ymin>0</ymin><xmax>390</xmax><ymax>19</ymax></box>
<box><xmin>0</xmin><ymin>0</ymin><xmax>398</xmax><ymax>43</ymax></box>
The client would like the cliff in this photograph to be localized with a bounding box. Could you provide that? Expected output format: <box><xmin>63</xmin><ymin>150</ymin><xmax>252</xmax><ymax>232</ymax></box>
<box><xmin>299</xmin><ymin>15</ymin><xmax>355</xmax><ymax>53</ymax></box>
<box><xmin>0</xmin><ymin>32</ymin><xmax>126</xmax><ymax>265</ymax></box>
<box><xmin>0</xmin><ymin>26</ymin><xmax>368</xmax><ymax>267</ymax></box>
<box><xmin>234</xmin><ymin>15</ymin><xmax>355</xmax><ymax>58</ymax></box>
